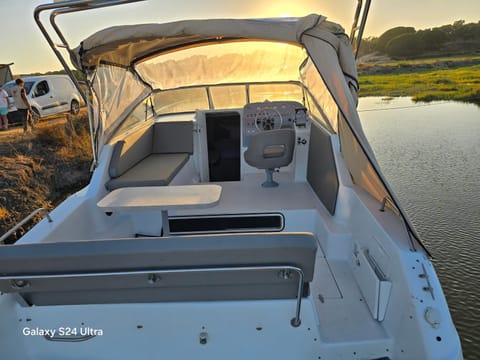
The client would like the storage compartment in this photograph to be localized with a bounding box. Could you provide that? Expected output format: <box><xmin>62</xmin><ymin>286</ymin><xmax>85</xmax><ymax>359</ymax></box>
<box><xmin>169</xmin><ymin>213</ymin><xmax>284</xmax><ymax>234</ymax></box>
<box><xmin>352</xmin><ymin>245</ymin><xmax>392</xmax><ymax>321</ymax></box>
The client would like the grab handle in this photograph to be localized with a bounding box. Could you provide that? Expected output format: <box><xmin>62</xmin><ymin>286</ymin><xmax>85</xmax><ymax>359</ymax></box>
<box><xmin>44</xmin><ymin>334</ymin><xmax>95</xmax><ymax>343</ymax></box>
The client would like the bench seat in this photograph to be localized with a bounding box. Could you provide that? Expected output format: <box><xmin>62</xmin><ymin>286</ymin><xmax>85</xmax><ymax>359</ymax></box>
<box><xmin>105</xmin><ymin>121</ymin><xmax>193</xmax><ymax>190</ymax></box>
<box><xmin>0</xmin><ymin>232</ymin><xmax>317</xmax><ymax>306</ymax></box>
<box><xmin>106</xmin><ymin>153</ymin><xmax>189</xmax><ymax>190</ymax></box>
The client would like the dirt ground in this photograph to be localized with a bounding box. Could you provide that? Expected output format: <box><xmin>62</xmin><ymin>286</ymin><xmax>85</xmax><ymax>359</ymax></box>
<box><xmin>0</xmin><ymin>110</ymin><xmax>92</xmax><ymax>243</ymax></box>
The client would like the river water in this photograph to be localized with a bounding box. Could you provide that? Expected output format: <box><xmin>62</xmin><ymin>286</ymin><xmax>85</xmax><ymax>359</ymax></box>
<box><xmin>358</xmin><ymin>97</ymin><xmax>480</xmax><ymax>360</ymax></box>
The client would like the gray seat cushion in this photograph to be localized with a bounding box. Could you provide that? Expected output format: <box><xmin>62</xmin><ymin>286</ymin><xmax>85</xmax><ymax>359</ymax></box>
<box><xmin>152</xmin><ymin>121</ymin><xmax>193</xmax><ymax>154</ymax></box>
<box><xmin>109</xmin><ymin>126</ymin><xmax>153</xmax><ymax>178</ymax></box>
<box><xmin>244</xmin><ymin>129</ymin><xmax>295</xmax><ymax>170</ymax></box>
<box><xmin>106</xmin><ymin>122</ymin><xmax>194</xmax><ymax>190</ymax></box>
<box><xmin>0</xmin><ymin>232</ymin><xmax>317</xmax><ymax>305</ymax></box>
<box><xmin>106</xmin><ymin>153</ymin><xmax>189</xmax><ymax>190</ymax></box>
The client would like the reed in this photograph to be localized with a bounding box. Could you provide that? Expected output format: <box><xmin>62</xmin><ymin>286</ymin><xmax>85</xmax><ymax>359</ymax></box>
<box><xmin>359</xmin><ymin>64</ymin><xmax>480</xmax><ymax>103</ymax></box>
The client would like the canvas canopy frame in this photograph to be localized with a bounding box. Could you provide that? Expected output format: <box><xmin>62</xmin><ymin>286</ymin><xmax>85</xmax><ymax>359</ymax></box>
<box><xmin>34</xmin><ymin>0</ymin><xmax>429</xmax><ymax>256</ymax></box>
<box><xmin>73</xmin><ymin>16</ymin><xmax>358</xmax><ymax>142</ymax></box>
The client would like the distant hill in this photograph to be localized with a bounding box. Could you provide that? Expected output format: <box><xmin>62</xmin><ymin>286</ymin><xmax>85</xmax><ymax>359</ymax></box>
<box><xmin>13</xmin><ymin>69</ymin><xmax>83</xmax><ymax>80</ymax></box>
<box><xmin>359</xmin><ymin>20</ymin><xmax>480</xmax><ymax>59</ymax></box>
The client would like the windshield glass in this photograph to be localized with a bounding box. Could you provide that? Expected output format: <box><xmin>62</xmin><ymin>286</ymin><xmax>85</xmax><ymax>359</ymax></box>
<box><xmin>136</xmin><ymin>41</ymin><xmax>307</xmax><ymax>90</ymax></box>
<box><xmin>154</xmin><ymin>88</ymin><xmax>210</xmax><ymax>115</ymax></box>
<box><xmin>1</xmin><ymin>83</ymin><xmax>14</xmax><ymax>96</ymax></box>
<box><xmin>2</xmin><ymin>81</ymin><xmax>34</xmax><ymax>96</ymax></box>
<box><xmin>152</xmin><ymin>82</ymin><xmax>305</xmax><ymax>116</ymax></box>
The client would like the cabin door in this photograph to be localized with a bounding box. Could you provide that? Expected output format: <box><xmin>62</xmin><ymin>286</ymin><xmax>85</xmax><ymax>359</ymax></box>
<box><xmin>205</xmin><ymin>112</ymin><xmax>241</xmax><ymax>182</ymax></box>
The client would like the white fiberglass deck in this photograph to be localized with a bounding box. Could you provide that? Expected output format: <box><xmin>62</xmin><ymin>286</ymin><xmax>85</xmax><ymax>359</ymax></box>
<box><xmin>174</xmin><ymin>173</ymin><xmax>336</xmax><ymax>231</ymax></box>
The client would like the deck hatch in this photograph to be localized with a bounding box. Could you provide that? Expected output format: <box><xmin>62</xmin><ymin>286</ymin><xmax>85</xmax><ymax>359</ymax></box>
<box><xmin>352</xmin><ymin>247</ymin><xmax>392</xmax><ymax>321</ymax></box>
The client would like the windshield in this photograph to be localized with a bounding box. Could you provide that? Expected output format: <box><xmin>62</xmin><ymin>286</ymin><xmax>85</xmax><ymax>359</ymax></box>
<box><xmin>2</xmin><ymin>81</ymin><xmax>34</xmax><ymax>96</ymax></box>
<box><xmin>152</xmin><ymin>82</ymin><xmax>304</xmax><ymax>116</ymax></box>
<box><xmin>1</xmin><ymin>83</ymin><xmax>14</xmax><ymax>96</ymax></box>
<box><xmin>137</xmin><ymin>41</ymin><xmax>307</xmax><ymax>116</ymax></box>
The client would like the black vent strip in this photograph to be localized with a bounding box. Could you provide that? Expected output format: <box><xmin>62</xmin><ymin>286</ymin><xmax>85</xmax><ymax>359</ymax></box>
<box><xmin>168</xmin><ymin>214</ymin><xmax>284</xmax><ymax>234</ymax></box>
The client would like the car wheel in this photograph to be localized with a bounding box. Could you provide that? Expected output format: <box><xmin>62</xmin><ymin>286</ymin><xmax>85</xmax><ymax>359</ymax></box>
<box><xmin>70</xmin><ymin>100</ymin><xmax>80</xmax><ymax>115</ymax></box>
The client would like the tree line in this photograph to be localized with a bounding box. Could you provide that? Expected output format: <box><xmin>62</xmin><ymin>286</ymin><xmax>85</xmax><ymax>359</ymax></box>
<box><xmin>360</xmin><ymin>20</ymin><xmax>480</xmax><ymax>59</ymax></box>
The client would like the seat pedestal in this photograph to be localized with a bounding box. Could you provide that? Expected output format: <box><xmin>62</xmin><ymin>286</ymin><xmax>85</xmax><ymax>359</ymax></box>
<box><xmin>262</xmin><ymin>168</ymin><xmax>279</xmax><ymax>188</ymax></box>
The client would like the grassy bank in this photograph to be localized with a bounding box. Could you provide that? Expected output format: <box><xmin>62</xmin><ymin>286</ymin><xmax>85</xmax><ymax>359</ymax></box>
<box><xmin>0</xmin><ymin>116</ymin><xmax>91</xmax><ymax>242</ymax></box>
<box><xmin>358</xmin><ymin>58</ymin><xmax>480</xmax><ymax>103</ymax></box>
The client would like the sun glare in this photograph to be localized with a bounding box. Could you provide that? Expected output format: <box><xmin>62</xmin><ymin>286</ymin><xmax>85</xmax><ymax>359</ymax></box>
<box><xmin>264</xmin><ymin>2</ymin><xmax>307</xmax><ymax>17</ymax></box>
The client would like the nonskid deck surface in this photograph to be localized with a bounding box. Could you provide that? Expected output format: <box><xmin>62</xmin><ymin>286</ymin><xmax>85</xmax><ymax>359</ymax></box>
<box><xmin>96</xmin><ymin>172</ymin><xmax>334</xmax><ymax>239</ymax></box>
<box><xmin>313</xmin><ymin>260</ymin><xmax>391</xmax><ymax>345</ymax></box>
<box><xmin>180</xmin><ymin>174</ymin><xmax>393</xmax><ymax>352</ymax></box>
<box><xmin>171</xmin><ymin>172</ymin><xmax>336</xmax><ymax>235</ymax></box>
<box><xmin>177</xmin><ymin>172</ymin><xmax>323</xmax><ymax>215</ymax></box>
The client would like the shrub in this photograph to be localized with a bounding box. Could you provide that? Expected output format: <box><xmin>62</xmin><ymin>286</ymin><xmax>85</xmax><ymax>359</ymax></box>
<box><xmin>377</xmin><ymin>27</ymin><xmax>416</xmax><ymax>52</ymax></box>
<box><xmin>385</xmin><ymin>33</ymin><xmax>423</xmax><ymax>58</ymax></box>
<box><xmin>417</xmin><ymin>29</ymin><xmax>448</xmax><ymax>51</ymax></box>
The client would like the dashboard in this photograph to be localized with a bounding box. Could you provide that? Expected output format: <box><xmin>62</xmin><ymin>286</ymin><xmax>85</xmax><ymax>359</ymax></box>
<box><xmin>196</xmin><ymin>100</ymin><xmax>310</xmax><ymax>182</ymax></box>
<box><xmin>243</xmin><ymin>101</ymin><xmax>307</xmax><ymax>146</ymax></box>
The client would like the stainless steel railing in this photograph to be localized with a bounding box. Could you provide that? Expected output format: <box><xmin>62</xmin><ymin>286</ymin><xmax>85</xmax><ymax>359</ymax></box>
<box><xmin>0</xmin><ymin>208</ymin><xmax>52</xmax><ymax>244</ymax></box>
<box><xmin>1</xmin><ymin>265</ymin><xmax>305</xmax><ymax>327</ymax></box>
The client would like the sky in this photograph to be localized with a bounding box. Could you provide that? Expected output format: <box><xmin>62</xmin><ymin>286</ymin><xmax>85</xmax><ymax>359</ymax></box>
<box><xmin>1</xmin><ymin>0</ymin><xmax>479</xmax><ymax>75</ymax></box>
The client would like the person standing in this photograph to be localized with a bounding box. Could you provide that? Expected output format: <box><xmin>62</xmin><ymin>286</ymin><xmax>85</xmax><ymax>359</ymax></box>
<box><xmin>12</xmin><ymin>78</ymin><xmax>35</xmax><ymax>132</ymax></box>
<box><xmin>0</xmin><ymin>84</ymin><xmax>11</xmax><ymax>130</ymax></box>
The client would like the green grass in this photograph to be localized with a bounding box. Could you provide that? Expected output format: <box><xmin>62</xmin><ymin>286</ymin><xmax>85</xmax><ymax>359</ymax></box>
<box><xmin>365</xmin><ymin>54</ymin><xmax>480</xmax><ymax>67</ymax></box>
<box><xmin>359</xmin><ymin>64</ymin><xmax>480</xmax><ymax>103</ymax></box>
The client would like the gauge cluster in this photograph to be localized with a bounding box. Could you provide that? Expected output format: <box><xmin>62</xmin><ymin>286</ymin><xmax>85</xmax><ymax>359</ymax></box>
<box><xmin>243</xmin><ymin>101</ymin><xmax>307</xmax><ymax>146</ymax></box>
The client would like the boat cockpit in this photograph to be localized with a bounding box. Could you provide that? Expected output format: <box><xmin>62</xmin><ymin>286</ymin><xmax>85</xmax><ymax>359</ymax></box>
<box><xmin>78</xmin><ymin>94</ymin><xmax>335</xmax><ymax>238</ymax></box>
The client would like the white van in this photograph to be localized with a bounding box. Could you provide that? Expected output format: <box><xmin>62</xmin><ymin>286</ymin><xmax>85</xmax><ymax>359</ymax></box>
<box><xmin>3</xmin><ymin>75</ymin><xmax>82</xmax><ymax>122</ymax></box>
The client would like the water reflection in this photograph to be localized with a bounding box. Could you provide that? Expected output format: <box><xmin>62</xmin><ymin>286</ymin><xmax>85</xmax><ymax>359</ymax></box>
<box><xmin>359</xmin><ymin>97</ymin><xmax>480</xmax><ymax>360</ymax></box>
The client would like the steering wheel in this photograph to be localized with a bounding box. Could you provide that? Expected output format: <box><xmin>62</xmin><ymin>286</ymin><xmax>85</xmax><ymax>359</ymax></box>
<box><xmin>254</xmin><ymin>107</ymin><xmax>283</xmax><ymax>131</ymax></box>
